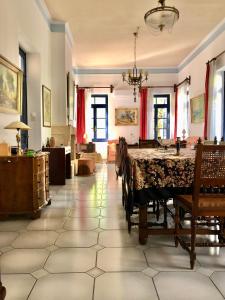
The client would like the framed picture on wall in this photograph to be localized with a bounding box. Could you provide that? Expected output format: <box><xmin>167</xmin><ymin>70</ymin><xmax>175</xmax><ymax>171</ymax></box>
<box><xmin>42</xmin><ymin>85</ymin><xmax>51</xmax><ymax>127</ymax></box>
<box><xmin>67</xmin><ymin>72</ymin><xmax>75</xmax><ymax>122</ymax></box>
<box><xmin>115</xmin><ymin>108</ymin><xmax>138</xmax><ymax>126</ymax></box>
<box><xmin>190</xmin><ymin>94</ymin><xmax>205</xmax><ymax>123</ymax></box>
<box><xmin>0</xmin><ymin>54</ymin><xmax>23</xmax><ymax>114</ymax></box>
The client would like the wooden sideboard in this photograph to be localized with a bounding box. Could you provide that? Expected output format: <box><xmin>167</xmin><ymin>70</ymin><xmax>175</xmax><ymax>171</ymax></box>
<box><xmin>0</xmin><ymin>153</ymin><xmax>50</xmax><ymax>218</ymax></box>
<box><xmin>42</xmin><ymin>146</ymin><xmax>71</xmax><ymax>185</ymax></box>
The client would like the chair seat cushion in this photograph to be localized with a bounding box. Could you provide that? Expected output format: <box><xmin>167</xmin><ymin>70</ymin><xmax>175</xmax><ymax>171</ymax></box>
<box><xmin>176</xmin><ymin>194</ymin><xmax>225</xmax><ymax>210</ymax></box>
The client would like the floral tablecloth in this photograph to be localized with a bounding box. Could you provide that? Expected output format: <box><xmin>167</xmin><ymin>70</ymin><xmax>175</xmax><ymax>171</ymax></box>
<box><xmin>128</xmin><ymin>148</ymin><xmax>196</xmax><ymax>190</ymax></box>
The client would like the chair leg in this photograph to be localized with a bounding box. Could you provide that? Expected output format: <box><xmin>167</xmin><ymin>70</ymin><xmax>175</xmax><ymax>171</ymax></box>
<box><xmin>163</xmin><ymin>199</ymin><xmax>168</xmax><ymax>228</ymax></box>
<box><xmin>139</xmin><ymin>205</ymin><xmax>148</xmax><ymax>245</ymax></box>
<box><xmin>174</xmin><ymin>203</ymin><xmax>179</xmax><ymax>247</ymax></box>
<box><xmin>156</xmin><ymin>200</ymin><xmax>160</xmax><ymax>221</ymax></box>
<box><xmin>190</xmin><ymin>216</ymin><xmax>196</xmax><ymax>269</ymax></box>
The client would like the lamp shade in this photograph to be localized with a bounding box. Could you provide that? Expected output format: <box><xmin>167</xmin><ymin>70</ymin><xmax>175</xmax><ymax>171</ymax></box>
<box><xmin>4</xmin><ymin>121</ymin><xmax>31</xmax><ymax>130</ymax></box>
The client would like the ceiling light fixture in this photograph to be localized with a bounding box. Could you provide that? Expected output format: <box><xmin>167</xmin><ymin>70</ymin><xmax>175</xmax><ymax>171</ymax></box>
<box><xmin>144</xmin><ymin>0</ymin><xmax>179</xmax><ymax>33</ymax></box>
<box><xmin>122</xmin><ymin>28</ymin><xmax>148</xmax><ymax>102</ymax></box>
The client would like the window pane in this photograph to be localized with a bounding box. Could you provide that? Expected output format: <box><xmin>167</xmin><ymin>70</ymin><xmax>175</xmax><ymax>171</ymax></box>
<box><xmin>94</xmin><ymin>97</ymin><xmax>106</xmax><ymax>104</ymax></box>
<box><xmin>157</xmin><ymin>119</ymin><xmax>164</xmax><ymax>129</ymax></box>
<box><xmin>154</xmin><ymin>97</ymin><xmax>167</xmax><ymax>104</ymax></box>
<box><xmin>157</xmin><ymin>108</ymin><xmax>167</xmax><ymax>118</ymax></box>
<box><xmin>97</xmin><ymin>119</ymin><xmax>106</xmax><ymax>129</ymax></box>
<box><xmin>97</xmin><ymin>108</ymin><xmax>106</xmax><ymax>118</ymax></box>
<box><xmin>157</xmin><ymin>98</ymin><xmax>167</xmax><ymax>104</ymax></box>
<box><xmin>96</xmin><ymin>129</ymin><xmax>106</xmax><ymax>139</ymax></box>
<box><xmin>157</xmin><ymin>128</ymin><xmax>164</xmax><ymax>139</ymax></box>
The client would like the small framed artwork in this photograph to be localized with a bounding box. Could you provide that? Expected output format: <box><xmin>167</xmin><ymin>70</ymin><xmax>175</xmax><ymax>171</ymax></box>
<box><xmin>115</xmin><ymin>108</ymin><xmax>138</xmax><ymax>126</ymax></box>
<box><xmin>190</xmin><ymin>94</ymin><xmax>205</xmax><ymax>123</ymax></box>
<box><xmin>67</xmin><ymin>72</ymin><xmax>75</xmax><ymax>122</ymax></box>
<box><xmin>42</xmin><ymin>85</ymin><xmax>51</xmax><ymax>127</ymax></box>
<box><xmin>0</xmin><ymin>54</ymin><xmax>23</xmax><ymax>114</ymax></box>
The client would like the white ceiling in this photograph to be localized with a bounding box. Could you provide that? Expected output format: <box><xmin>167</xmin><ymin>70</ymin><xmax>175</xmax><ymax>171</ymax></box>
<box><xmin>44</xmin><ymin>0</ymin><xmax>225</xmax><ymax>69</ymax></box>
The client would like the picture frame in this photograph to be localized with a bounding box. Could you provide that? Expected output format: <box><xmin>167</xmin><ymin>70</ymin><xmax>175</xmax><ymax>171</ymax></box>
<box><xmin>42</xmin><ymin>85</ymin><xmax>51</xmax><ymax>127</ymax></box>
<box><xmin>67</xmin><ymin>72</ymin><xmax>75</xmax><ymax>122</ymax></box>
<box><xmin>0</xmin><ymin>54</ymin><xmax>23</xmax><ymax>114</ymax></box>
<box><xmin>190</xmin><ymin>94</ymin><xmax>205</xmax><ymax>123</ymax></box>
<box><xmin>115</xmin><ymin>108</ymin><xmax>138</xmax><ymax>126</ymax></box>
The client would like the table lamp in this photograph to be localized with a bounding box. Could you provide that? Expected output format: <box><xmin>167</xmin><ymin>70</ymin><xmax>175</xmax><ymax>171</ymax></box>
<box><xmin>4</xmin><ymin>121</ymin><xmax>31</xmax><ymax>155</ymax></box>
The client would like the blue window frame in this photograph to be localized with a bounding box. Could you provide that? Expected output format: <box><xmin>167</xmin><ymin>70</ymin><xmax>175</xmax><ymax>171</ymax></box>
<box><xmin>91</xmin><ymin>95</ymin><xmax>108</xmax><ymax>142</ymax></box>
<box><xmin>153</xmin><ymin>94</ymin><xmax>170</xmax><ymax>139</ymax></box>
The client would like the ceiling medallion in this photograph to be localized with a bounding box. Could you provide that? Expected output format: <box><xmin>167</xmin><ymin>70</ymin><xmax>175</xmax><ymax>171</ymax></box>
<box><xmin>144</xmin><ymin>0</ymin><xmax>179</xmax><ymax>33</ymax></box>
<box><xmin>122</xmin><ymin>28</ymin><xmax>148</xmax><ymax>102</ymax></box>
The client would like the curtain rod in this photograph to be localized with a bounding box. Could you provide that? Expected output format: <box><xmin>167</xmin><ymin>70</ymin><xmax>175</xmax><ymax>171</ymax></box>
<box><xmin>76</xmin><ymin>84</ymin><xmax>114</xmax><ymax>93</ymax></box>
<box><xmin>174</xmin><ymin>76</ymin><xmax>191</xmax><ymax>91</ymax></box>
<box><xmin>144</xmin><ymin>85</ymin><xmax>174</xmax><ymax>88</ymax></box>
<box><xmin>208</xmin><ymin>49</ymin><xmax>225</xmax><ymax>64</ymax></box>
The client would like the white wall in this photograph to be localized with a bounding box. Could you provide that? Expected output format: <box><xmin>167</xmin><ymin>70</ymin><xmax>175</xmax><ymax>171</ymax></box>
<box><xmin>178</xmin><ymin>26</ymin><xmax>225</xmax><ymax>137</ymax></box>
<box><xmin>0</xmin><ymin>0</ymin><xmax>52</xmax><ymax>149</ymax></box>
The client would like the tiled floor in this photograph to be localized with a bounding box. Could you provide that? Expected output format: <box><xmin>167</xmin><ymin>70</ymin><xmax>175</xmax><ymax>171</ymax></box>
<box><xmin>0</xmin><ymin>163</ymin><xmax>225</xmax><ymax>299</ymax></box>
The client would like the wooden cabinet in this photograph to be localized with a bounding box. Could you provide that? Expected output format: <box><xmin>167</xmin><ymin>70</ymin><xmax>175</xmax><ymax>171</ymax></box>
<box><xmin>0</xmin><ymin>153</ymin><xmax>50</xmax><ymax>218</ymax></box>
<box><xmin>42</xmin><ymin>146</ymin><xmax>71</xmax><ymax>185</ymax></box>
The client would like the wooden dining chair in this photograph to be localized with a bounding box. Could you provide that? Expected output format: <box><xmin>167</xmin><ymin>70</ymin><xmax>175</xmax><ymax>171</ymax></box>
<box><xmin>174</xmin><ymin>143</ymin><xmax>225</xmax><ymax>269</ymax></box>
<box><xmin>139</xmin><ymin>139</ymin><xmax>160</xmax><ymax>148</ymax></box>
<box><xmin>0</xmin><ymin>281</ymin><xmax>6</xmax><ymax>300</ymax></box>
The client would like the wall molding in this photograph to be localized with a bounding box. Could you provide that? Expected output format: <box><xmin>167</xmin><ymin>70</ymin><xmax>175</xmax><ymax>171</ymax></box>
<box><xmin>179</xmin><ymin>17</ymin><xmax>225</xmax><ymax>71</ymax></box>
<box><xmin>35</xmin><ymin>0</ymin><xmax>74</xmax><ymax>47</ymax></box>
<box><xmin>74</xmin><ymin>67</ymin><xmax>178</xmax><ymax>75</ymax></box>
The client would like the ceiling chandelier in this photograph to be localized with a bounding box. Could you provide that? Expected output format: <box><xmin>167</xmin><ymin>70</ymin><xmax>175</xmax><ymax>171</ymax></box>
<box><xmin>144</xmin><ymin>0</ymin><xmax>179</xmax><ymax>33</ymax></box>
<box><xmin>122</xmin><ymin>28</ymin><xmax>148</xmax><ymax>102</ymax></box>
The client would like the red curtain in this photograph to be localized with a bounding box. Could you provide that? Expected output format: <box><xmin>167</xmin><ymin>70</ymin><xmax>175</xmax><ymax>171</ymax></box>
<box><xmin>140</xmin><ymin>88</ymin><xmax>148</xmax><ymax>139</ymax></box>
<box><xmin>204</xmin><ymin>62</ymin><xmax>210</xmax><ymax>139</ymax></box>
<box><xmin>174</xmin><ymin>85</ymin><xmax>178</xmax><ymax>140</ymax></box>
<box><xmin>77</xmin><ymin>88</ymin><xmax>85</xmax><ymax>144</ymax></box>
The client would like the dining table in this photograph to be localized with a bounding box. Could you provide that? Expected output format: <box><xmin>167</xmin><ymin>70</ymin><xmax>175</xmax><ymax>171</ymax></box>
<box><xmin>128</xmin><ymin>147</ymin><xmax>196</xmax><ymax>244</ymax></box>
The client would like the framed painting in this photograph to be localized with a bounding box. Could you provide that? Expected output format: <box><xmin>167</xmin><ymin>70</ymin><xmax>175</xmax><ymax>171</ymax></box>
<box><xmin>67</xmin><ymin>72</ymin><xmax>75</xmax><ymax>122</ymax></box>
<box><xmin>115</xmin><ymin>108</ymin><xmax>138</xmax><ymax>126</ymax></box>
<box><xmin>42</xmin><ymin>85</ymin><xmax>51</xmax><ymax>127</ymax></box>
<box><xmin>190</xmin><ymin>94</ymin><xmax>205</xmax><ymax>123</ymax></box>
<box><xmin>0</xmin><ymin>54</ymin><xmax>23</xmax><ymax>114</ymax></box>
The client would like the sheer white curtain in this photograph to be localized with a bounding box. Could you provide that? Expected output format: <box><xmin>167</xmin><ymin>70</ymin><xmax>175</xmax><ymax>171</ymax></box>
<box><xmin>207</xmin><ymin>60</ymin><xmax>224</xmax><ymax>140</ymax></box>
<box><xmin>177</xmin><ymin>83</ymin><xmax>189</xmax><ymax>138</ymax></box>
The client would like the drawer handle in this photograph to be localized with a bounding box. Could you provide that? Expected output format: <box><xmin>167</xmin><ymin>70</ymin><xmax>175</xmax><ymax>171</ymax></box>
<box><xmin>7</xmin><ymin>160</ymin><xmax>11</xmax><ymax>163</ymax></box>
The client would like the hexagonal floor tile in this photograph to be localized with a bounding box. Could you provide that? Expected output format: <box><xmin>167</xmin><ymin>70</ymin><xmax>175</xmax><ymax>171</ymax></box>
<box><xmin>98</xmin><ymin>230</ymin><xmax>137</xmax><ymax>247</ymax></box>
<box><xmin>55</xmin><ymin>230</ymin><xmax>98</xmax><ymax>247</ymax></box>
<box><xmin>64</xmin><ymin>218</ymin><xmax>99</xmax><ymax>230</ymax></box>
<box><xmin>29</xmin><ymin>273</ymin><xmax>93</xmax><ymax>300</ymax></box>
<box><xmin>145</xmin><ymin>246</ymin><xmax>198</xmax><ymax>271</ymax></box>
<box><xmin>97</xmin><ymin>248</ymin><xmax>147</xmax><ymax>271</ymax></box>
<box><xmin>154</xmin><ymin>272</ymin><xmax>224</xmax><ymax>300</ymax></box>
<box><xmin>94</xmin><ymin>272</ymin><xmax>158</xmax><ymax>300</ymax></box>
<box><xmin>27</xmin><ymin>218</ymin><xmax>65</xmax><ymax>231</ymax></box>
<box><xmin>0</xmin><ymin>232</ymin><xmax>18</xmax><ymax>248</ymax></box>
<box><xmin>2</xmin><ymin>274</ymin><xmax>35</xmax><ymax>300</ymax></box>
<box><xmin>45</xmin><ymin>248</ymin><xmax>96</xmax><ymax>273</ymax></box>
<box><xmin>0</xmin><ymin>249</ymin><xmax>49</xmax><ymax>273</ymax></box>
<box><xmin>211</xmin><ymin>272</ymin><xmax>225</xmax><ymax>297</ymax></box>
<box><xmin>69</xmin><ymin>208</ymin><xmax>100</xmax><ymax>218</ymax></box>
<box><xmin>12</xmin><ymin>231</ymin><xmax>58</xmax><ymax>248</ymax></box>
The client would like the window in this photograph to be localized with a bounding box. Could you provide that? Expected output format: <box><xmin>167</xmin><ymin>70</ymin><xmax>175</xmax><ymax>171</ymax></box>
<box><xmin>153</xmin><ymin>94</ymin><xmax>170</xmax><ymax>139</ymax></box>
<box><xmin>19</xmin><ymin>48</ymin><xmax>28</xmax><ymax>149</ymax></box>
<box><xmin>91</xmin><ymin>95</ymin><xmax>108</xmax><ymax>142</ymax></box>
<box><xmin>177</xmin><ymin>84</ymin><xmax>189</xmax><ymax>138</ymax></box>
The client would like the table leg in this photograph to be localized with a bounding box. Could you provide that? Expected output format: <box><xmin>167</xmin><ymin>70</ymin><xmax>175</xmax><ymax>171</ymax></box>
<box><xmin>139</xmin><ymin>205</ymin><xmax>148</xmax><ymax>244</ymax></box>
